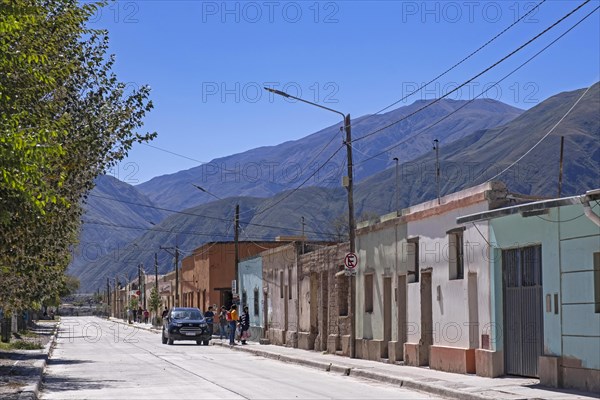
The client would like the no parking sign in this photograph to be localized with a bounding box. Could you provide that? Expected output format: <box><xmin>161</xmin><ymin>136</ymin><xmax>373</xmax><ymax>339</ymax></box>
<box><xmin>344</xmin><ymin>252</ymin><xmax>358</xmax><ymax>276</ymax></box>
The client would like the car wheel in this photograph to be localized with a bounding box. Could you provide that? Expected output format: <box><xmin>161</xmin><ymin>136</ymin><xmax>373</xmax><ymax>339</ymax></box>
<box><xmin>203</xmin><ymin>340</ymin><xmax>210</xmax><ymax>346</ymax></box>
<box><xmin>161</xmin><ymin>333</ymin><xmax>167</xmax><ymax>345</ymax></box>
<box><xmin>167</xmin><ymin>338</ymin><xmax>174</xmax><ymax>345</ymax></box>
<box><xmin>196</xmin><ymin>340</ymin><xmax>202</xmax><ymax>345</ymax></box>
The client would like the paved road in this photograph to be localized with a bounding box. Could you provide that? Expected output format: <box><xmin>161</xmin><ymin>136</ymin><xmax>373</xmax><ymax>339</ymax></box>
<box><xmin>41</xmin><ymin>316</ymin><xmax>442</xmax><ymax>399</ymax></box>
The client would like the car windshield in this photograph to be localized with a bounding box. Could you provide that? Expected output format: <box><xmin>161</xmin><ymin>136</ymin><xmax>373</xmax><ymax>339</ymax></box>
<box><xmin>171</xmin><ymin>310</ymin><xmax>203</xmax><ymax>320</ymax></box>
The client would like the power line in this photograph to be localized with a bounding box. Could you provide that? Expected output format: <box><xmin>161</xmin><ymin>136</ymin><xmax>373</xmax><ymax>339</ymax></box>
<box><xmin>236</xmin><ymin>124</ymin><xmax>344</xmax><ymax>220</ymax></box>
<box><xmin>354</xmin><ymin>5</ymin><xmax>600</xmax><ymax>167</ymax></box>
<box><xmin>356</xmin><ymin>0</ymin><xmax>546</xmax><ymax>121</ymax></box>
<box><xmin>139</xmin><ymin>1</ymin><xmax>544</xmax><ymax>172</ymax></box>
<box><xmin>81</xmin><ymin>219</ymin><xmax>235</xmax><ymax>239</ymax></box>
<box><xmin>484</xmin><ymin>80</ymin><xmax>596</xmax><ymax>183</ymax></box>
<box><xmin>354</xmin><ymin>0</ymin><xmax>592</xmax><ymax>143</ymax></box>
<box><xmin>252</xmin><ymin>144</ymin><xmax>346</xmax><ymax>216</ymax></box>
<box><xmin>86</xmin><ymin>192</ymin><xmax>338</xmax><ymax>238</ymax></box>
<box><xmin>143</xmin><ymin>143</ymin><xmax>207</xmax><ymax>164</ymax></box>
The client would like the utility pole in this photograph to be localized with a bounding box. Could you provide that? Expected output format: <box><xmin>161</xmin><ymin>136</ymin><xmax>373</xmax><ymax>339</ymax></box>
<box><xmin>141</xmin><ymin>263</ymin><xmax>146</xmax><ymax>310</ymax></box>
<box><xmin>114</xmin><ymin>277</ymin><xmax>118</xmax><ymax>318</ymax></box>
<box><xmin>160</xmin><ymin>243</ymin><xmax>180</xmax><ymax>307</ymax></box>
<box><xmin>262</xmin><ymin>87</ymin><xmax>356</xmax><ymax>358</ymax></box>
<box><xmin>558</xmin><ymin>135</ymin><xmax>564</xmax><ymax>197</ymax></box>
<box><xmin>234</xmin><ymin>204</ymin><xmax>240</xmax><ymax>304</ymax></box>
<box><xmin>175</xmin><ymin>244</ymin><xmax>179</xmax><ymax>307</ymax></box>
<box><xmin>343</xmin><ymin>113</ymin><xmax>357</xmax><ymax>360</ymax></box>
<box><xmin>106</xmin><ymin>277</ymin><xmax>110</xmax><ymax>308</ymax></box>
<box><xmin>154</xmin><ymin>252</ymin><xmax>158</xmax><ymax>294</ymax></box>
<box><xmin>433</xmin><ymin>139</ymin><xmax>440</xmax><ymax>204</ymax></box>
<box><xmin>301</xmin><ymin>216</ymin><xmax>305</xmax><ymax>254</ymax></box>
<box><xmin>138</xmin><ymin>264</ymin><xmax>142</xmax><ymax>310</ymax></box>
<box><xmin>393</xmin><ymin>157</ymin><xmax>400</xmax><ymax>211</ymax></box>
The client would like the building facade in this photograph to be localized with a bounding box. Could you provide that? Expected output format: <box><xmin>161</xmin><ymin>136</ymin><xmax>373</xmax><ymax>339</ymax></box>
<box><xmin>354</xmin><ymin>181</ymin><xmax>510</xmax><ymax>372</ymax></box>
<box><xmin>297</xmin><ymin>242</ymin><xmax>351</xmax><ymax>354</ymax></box>
<box><xmin>180</xmin><ymin>241</ymin><xmax>290</xmax><ymax>312</ymax></box>
<box><xmin>457</xmin><ymin>189</ymin><xmax>600</xmax><ymax>392</ymax></box>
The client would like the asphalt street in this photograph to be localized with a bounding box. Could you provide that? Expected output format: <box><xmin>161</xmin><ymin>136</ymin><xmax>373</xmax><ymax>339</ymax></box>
<box><xmin>40</xmin><ymin>316</ymin><xmax>443</xmax><ymax>399</ymax></box>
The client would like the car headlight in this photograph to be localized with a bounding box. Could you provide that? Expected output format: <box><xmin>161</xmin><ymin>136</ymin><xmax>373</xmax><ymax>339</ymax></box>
<box><xmin>173</xmin><ymin>322</ymin><xmax>182</xmax><ymax>327</ymax></box>
<box><xmin>200</xmin><ymin>323</ymin><xmax>207</xmax><ymax>328</ymax></box>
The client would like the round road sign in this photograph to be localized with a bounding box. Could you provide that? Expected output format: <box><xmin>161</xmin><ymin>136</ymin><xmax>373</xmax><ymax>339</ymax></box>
<box><xmin>344</xmin><ymin>252</ymin><xmax>358</xmax><ymax>270</ymax></box>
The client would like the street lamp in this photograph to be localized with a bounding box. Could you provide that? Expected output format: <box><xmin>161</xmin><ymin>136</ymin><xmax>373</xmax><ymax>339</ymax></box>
<box><xmin>150</xmin><ymin>221</ymin><xmax>181</xmax><ymax>308</ymax></box>
<box><xmin>192</xmin><ymin>184</ymin><xmax>222</xmax><ymax>201</ymax></box>
<box><xmin>159</xmin><ymin>243</ymin><xmax>180</xmax><ymax>307</ymax></box>
<box><xmin>264</xmin><ymin>86</ymin><xmax>357</xmax><ymax>358</ymax></box>
<box><xmin>192</xmin><ymin>186</ymin><xmax>239</xmax><ymax>307</ymax></box>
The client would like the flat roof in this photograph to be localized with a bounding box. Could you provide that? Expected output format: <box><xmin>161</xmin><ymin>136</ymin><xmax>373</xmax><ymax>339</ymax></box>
<box><xmin>456</xmin><ymin>189</ymin><xmax>600</xmax><ymax>224</ymax></box>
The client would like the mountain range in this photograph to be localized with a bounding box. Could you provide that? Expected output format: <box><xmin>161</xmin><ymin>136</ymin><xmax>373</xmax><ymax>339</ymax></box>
<box><xmin>71</xmin><ymin>84</ymin><xmax>600</xmax><ymax>292</ymax></box>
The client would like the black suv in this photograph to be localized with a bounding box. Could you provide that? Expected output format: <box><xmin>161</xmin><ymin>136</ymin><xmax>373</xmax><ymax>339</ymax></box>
<box><xmin>161</xmin><ymin>307</ymin><xmax>211</xmax><ymax>345</ymax></box>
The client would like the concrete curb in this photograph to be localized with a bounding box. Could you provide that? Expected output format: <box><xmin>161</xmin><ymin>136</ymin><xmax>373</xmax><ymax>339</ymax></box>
<box><xmin>211</xmin><ymin>341</ymin><xmax>502</xmax><ymax>400</ymax></box>
<box><xmin>106</xmin><ymin>317</ymin><xmax>161</xmax><ymax>334</ymax></box>
<box><xmin>14</xmin><ymin>321</ymin><xmax>60</xmax><ymax>400</ymax></box>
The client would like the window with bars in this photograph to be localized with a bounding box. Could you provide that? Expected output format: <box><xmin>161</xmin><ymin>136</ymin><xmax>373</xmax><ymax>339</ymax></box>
<box><xmin>502</xmin><ymin>245</ymin><xmax>542</xmax><ymax>288</ymax></box>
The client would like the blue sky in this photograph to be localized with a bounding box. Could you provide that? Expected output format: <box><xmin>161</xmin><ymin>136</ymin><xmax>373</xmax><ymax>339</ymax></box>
<box><xmin>89</xmin><ymin>1</ymin><xmax>600</xmax><ymax>184</ymax></box>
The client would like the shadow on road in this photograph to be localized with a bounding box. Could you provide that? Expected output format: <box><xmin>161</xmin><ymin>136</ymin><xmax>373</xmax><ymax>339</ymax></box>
<box><xmin>42</xmin><ymin>375</ymin><xmax>123</xmax><ymax>392</ymax></box>
<box><xmin>46</xmin><ymin>358</ymin><xmax>93</xmax><ymax>366</ymax></box>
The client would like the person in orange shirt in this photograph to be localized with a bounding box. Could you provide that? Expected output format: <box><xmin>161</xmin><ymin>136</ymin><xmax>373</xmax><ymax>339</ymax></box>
<box><xmin>228</xmin><ymin>304</ymin><xmax>238</xmax><ymax>345</ymax></box>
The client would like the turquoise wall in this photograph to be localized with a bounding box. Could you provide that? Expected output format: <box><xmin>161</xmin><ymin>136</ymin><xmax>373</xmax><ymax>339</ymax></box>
<box><xmin>489</xmin><ymin>203</ymin><xmax>600</xmax><ymax>370</ymax></box>
<box><xmin>238</xmin><ymin>256</ymin><xmax>263</xmax><ymax>329</ymax></box>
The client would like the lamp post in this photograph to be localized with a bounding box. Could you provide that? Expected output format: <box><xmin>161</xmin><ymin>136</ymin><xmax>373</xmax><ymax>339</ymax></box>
<box><xmin>151</xmin><ymin>221</ymin><xmax>181</xmax><ymax>308</ymax></box>
<box><xmin>192</xmin><ymin>184</ymin><xmax>239</xmax><ymax>305</ymax></box>
<box><xmin>160</xmin><ymin>244</ymin><xmax>180</xmax><ymax>307</ymax></box>
<box><xmin>264</xmin><ymin>87</ymin><xmax>357</xmax><ymax>358</ymax></box>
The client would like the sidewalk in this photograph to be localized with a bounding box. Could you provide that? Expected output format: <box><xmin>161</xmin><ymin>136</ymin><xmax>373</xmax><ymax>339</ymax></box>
<box><xmin>0</xmin><ymin>320</ymin><xmax>59</xmax><ymax>400</ymax></box>
<box><xmin>210</xmin><ymin>339</ymin><xmax>597</xmax><ymax>400</ymax></box>
<box><xmin>112</xmin><ymin>318</ymin><xmax>599</xmax><ymax>400</ymax></box>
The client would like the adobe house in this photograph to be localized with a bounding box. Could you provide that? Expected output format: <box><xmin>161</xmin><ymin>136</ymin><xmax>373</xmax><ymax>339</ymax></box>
<box><xmin>262</xmin><ymin>239</ymin><xmax>336</xmax><ymax>347</ymax></box>
<box><xmin>297</xmin><ymin>242</ymin><xmax>351</xmax><ymax>354</ymax></box>
<box><xmin>262</xmin><ymin>243</ymin><xmax>300</xmax><ymax>346</ymax></box>
<box><xmin>457</xmin><ymin>189</ymin><xmax>600</xmax><ymax>392</ymax></box>
<box><xmin>180</xmin><ymin>241</ymin><xmax>289</xmax><ymax>312</ymax></box>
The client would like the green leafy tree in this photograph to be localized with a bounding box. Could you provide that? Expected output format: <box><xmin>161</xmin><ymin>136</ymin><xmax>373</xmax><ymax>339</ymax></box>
<box><xmin>0</xmin><ymin>0</ymin><xmax>156</xmax><ymax>314</ymax></box>
<box><xmin>149</xmin><ymin>287</ymin><xmax>162</xmax><ymax>325</ymax></box>
<box><xmin>128</xmin><ymin>296</ymin><xmax>139</xmax><ymax>311</ymax></box>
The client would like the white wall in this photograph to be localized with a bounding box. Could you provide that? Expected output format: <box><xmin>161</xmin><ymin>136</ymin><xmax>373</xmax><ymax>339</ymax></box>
<box><xmin>405</xmin><ymin>202</ymin><xmax>490</xmax><ymax>349</ymax></box>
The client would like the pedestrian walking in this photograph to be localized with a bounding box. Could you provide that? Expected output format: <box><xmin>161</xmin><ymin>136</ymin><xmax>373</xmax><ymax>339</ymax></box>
<box><xmin>218</xmin><ymin>306</ymin><xmax>227</xmax><ymax>340</ymax></box>
<box><xmin>239</xmin><ymin>306</ymin><xmax>250</xmax><ymax>345</ymax></box>
<box><xmin>143</xmin><ymin>309</ymin><xmax>149</xmax><ymax>324</ymax></box>
<box><xmin>228</xmin><ymin>304</ymin><xmax>238</xmax><ymax>346</ymax></box>
<box><xmin>161</xmin><ymin>307</ymin><xmax>169</xmax><ymax>319</ymax></box>
<box><xmin>204</xmin><ymin>306</ymin><xmax>215</xmax><ymax>336</ymax></box>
